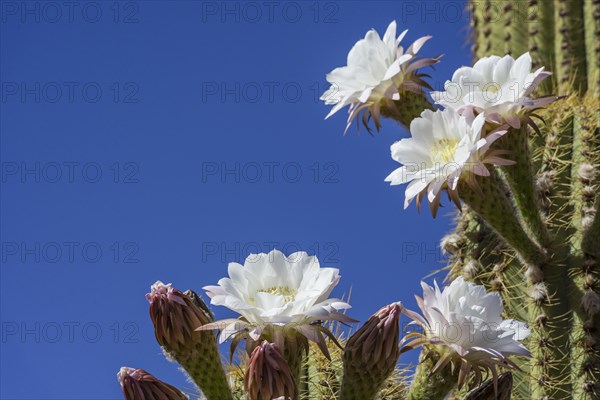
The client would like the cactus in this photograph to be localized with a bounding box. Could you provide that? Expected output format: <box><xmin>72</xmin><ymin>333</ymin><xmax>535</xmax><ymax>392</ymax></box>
<box><xmin>116</xmin><ymin>3</ymin><xmax>598</xmax><ymax>399</ymax></box>
<box><xmin>446</xmin><ymin>2</ymin><xmax>600</xmax><ymax>399</ymax></box>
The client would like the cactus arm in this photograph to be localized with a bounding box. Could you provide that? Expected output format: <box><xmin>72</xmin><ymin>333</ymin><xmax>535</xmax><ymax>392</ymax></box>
<box><xmin>555</xmin><ymin>0</ymin><xmax>588</xmax><ymax>95</ymax></box>
<box><xmin>529</xmin><ymin>0</ymin><xmax>556</xmax><ymax>96</ymax></box>
<box><xmin>173</xmin><ymin>346</ymin><xmax>234</xmax><ymax>400</ymax></box>
<box><xmin>568</xmin><ymin>97</ymin><xmax>600</xmax><ymax>399</ymax></box>
<box><xmin>523</xmin><ymin>99</ymin><xmax>576</xmax><ymax>400</ymax></box>
<box><xmin>503</xmin><ymin>1</ymin><xmax>530</xmax><ymax>56</ymax></box>
<box><xmin>487</xmin><ymin>0</ymin><xmax>511</xmax><ymax>56</ymax></box>
<box><xmin>456</xmin><ymin>169</ymin><xmax>545</xmax><ymax>267</ymax></box>
<box><xmin>499</xmin><ymin>126</ymin><xmax>552</xmax><ymax>247</ymax></box>
<box><xmin>583</xmin><ymin>0</ymin><xmax>600</xmax><ymax>95</ymax></box>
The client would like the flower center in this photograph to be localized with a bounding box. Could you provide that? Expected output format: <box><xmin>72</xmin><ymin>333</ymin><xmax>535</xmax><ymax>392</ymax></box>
<box><xmin>257</xmin><ymin>286</ymin><xmax>297</xmax><ymax>304</ymax></box>
<box><xmin>430</xmin><ymin>139</ymin><xmax>460</xmax><ymax>164</ymax></box>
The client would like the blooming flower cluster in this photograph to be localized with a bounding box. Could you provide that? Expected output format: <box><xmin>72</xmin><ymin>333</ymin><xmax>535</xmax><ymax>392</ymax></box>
<box><xmin>321</xmin><ymin>20</ymin><xmax>439</xmax><ymax>133</ymax></box>
<box><xmin>402</xmin><ymin>277</ymin><xmax>531</xmax><ymax>388</ymax></box>
<box><xmin>385</xmin><ymin>53</ymin><xmax>553</xmax><ymax>215</ymax></box>
<box><xmin>384</xmin><ymin>109</ymin><xmax>512</xmax><ymax>216</ymax></box>
<box><xmin>200</xmin><ymin>248</ymin><xmax>530</xmax><ymax>394</ymax></box>
<box><xmin>321</xmin><ymin>23</ymin><xmax>555</xmax><ymax>214</ymax></box>
<box><xmin>199</xmin><ymin>249</ymin><xmax>354</xmax><ymax>356</ymax></box>
<box><xmin>431</xmin><ymin>53</ymin><xmax>555</xmax><ymax>129</ymax></box>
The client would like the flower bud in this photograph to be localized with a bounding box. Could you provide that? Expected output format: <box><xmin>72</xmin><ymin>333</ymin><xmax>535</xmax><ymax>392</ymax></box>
<box><xmin>244</xmin><ymin>341</ymin><xmax>296</xmax><ymax>400</ymax></box>
<box><xmin>340</xmin><ymin>303</ymin><xmax>402</xmax><ymax>399</ymax></box>
<box><xmin>147</xmin><ymin>281</ymin><xmax>214</xmax><ymax>354</ymax></box>
<box><xmin>146</xmin><ymin>281</ymin><xmax>233</xmax><ymax>400</ymax></box>
<box><xmin>118</xmin><ymin>367</ymin><xmax>187</xmax><ymax>400</ymax></box>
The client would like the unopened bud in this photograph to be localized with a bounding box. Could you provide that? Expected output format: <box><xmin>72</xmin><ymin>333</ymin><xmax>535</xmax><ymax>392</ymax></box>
<box><xmin>340</xmin><ymin>303</ymin><xmax>402</xmax><ymax>399</ymax></box>
<box><xmin>147</xmin><ymin>281</ymin><xmax>213</xmax><ymax>354</ymax></box>
<box><xmin>118</xmin><ymin>367</ymin><xmax>187</xmax><ymax>400</ymax></box>
<box><xmin>244</xmin><ymin>341</ymin><xmax>296</xmax><ymax>400</ymax></box>
<box><xmin>146</xmin><ymin>281</ymin><xmax>233</xmax><ymax>400</ymax></box>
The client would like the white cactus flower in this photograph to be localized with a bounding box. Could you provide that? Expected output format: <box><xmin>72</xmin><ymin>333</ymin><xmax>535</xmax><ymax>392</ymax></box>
<box><xmin>321</xmin><ymin>20</ymin><xmax>439</xmax><ymax>133</ymax></box>
<box><xmin>403</xmin><ymin>277</ymin><xmax>531</xmax><ymax>389</ymax></box>
<box><xmin>431</xmin><ymin>52</ymin><xmax>555</xmax><ymax>129</ymax></box>
<box><xmin>199</xmin><ymin>249</ymin><xmax>354</xmax><ymax>356</ymax></box>
<box><xmin>385</xmin><ymin>108</ymin><xmax>512</xmax><ymax>216</ymax></box>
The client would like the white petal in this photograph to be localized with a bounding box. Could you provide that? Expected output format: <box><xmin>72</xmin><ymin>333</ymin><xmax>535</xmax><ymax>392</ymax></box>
<box><xmin>510</xmin><ymin>52</ymin><xmax>532</xmax><ymax>86</ymax></box>
<box><xmin>493</xmin><ymin>54</ymin><xmax>514</xmax><ymax>85</ymax></box>
<box><xmin>407</xmin><ymin>35</ymin><xmax>432</xmax><ymax>55</ymax></box>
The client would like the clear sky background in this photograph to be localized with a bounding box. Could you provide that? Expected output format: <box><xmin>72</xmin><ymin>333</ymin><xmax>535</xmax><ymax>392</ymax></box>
<box><xmin>1</xmin><ymin>1</ymin><xmax>473</xmax><ymax>398</ymax></box>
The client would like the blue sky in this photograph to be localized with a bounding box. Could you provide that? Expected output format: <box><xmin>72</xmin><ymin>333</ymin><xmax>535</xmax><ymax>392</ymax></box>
<box><xmin>1</xmin><ymin>1</ymin><xmax>472</xmax><ymax>398</ymax></box>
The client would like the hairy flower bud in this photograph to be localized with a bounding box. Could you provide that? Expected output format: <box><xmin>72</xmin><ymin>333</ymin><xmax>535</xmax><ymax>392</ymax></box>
<box><xmin>340</xmin><ymin>303</ymin><xmax>402</xmax><ymax>400</ymax></box>
<box><xmin>147</xmin><ymin>281</ymin><xmax>214</xmax><ymax>354</ymax></box>
<box><xmin>117</xmin><ymin>367</ymin><xmax>187</xmax><ymax>400</ymax></box>
<box><xmin>244</xmin><ymin>341</ymin><xmax>296</xmax><ymax>400</ymax></box>
<box><xmin>147</xmin><ymin>281</ymin><xmax>232</xmax><ymax>400</ymax></box>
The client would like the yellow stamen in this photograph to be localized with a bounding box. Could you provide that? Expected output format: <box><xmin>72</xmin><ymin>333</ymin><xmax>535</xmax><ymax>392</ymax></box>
<box><xmin>257</xmin><ymin>286</ymin><xmax>297</xmax><ymax>304</ymax></box>
<box><xmin>430</xmin><ymin>139</ymin><xmax>460</xmax><ymax>164</ymax></box>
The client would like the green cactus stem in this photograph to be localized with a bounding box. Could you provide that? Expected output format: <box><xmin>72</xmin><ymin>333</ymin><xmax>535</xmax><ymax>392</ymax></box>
<box><xmin>380</xmin><ymin>91</ymin><xmax>435</xmax><ymax>129</ymax></box>
<box><xmin>457</xmin><ymin>169</ymin><xmax>546</xmax><ymax>267</ymax></box>
<box><xmin>406</xmin><ymin>349</ymin><xmax>458</xmax><ymax>400</ymax></box>
<box><xmin>498</xmin><ymin>126</ymin><xmax>551</xmax><ymax>247</ymax></box>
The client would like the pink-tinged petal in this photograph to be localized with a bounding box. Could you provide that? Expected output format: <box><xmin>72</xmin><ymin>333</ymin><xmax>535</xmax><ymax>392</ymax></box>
<box><xmin>479</xmin><ymin>128</ymin><xmax>508</xmax><ymax>151</ymax></box>
<box><xmin>529</xmin><ymin>96</ymin><xmax>558</xmax><ymax>108</ymax></box>
<box><xmin>471</xmin><ymin>163</ymin><xmax>490</xmax><ymax>176</ymax></box>
<box><xmin>505</xmin><ymin>113</ymin><xmax>521</xmax><ymax>129</ymax></box>
<box><xmin>523</xmin><ymin>69</ymin><xmax>551</xmax><ymax>96</ymax></box>
<box><xmin>405</xmin><ymin>56</ymin><xmax>441</xmax><ymax>74</ymax></box>
<box><xmin>484</xmin><ymin>112</ymin><xmax>504</xmax><ymax>124</ymax></box>
<box><xmin>484</xmin><ymin>155</ymin><xmax>516</xmax><ymax>166</ymax></box>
